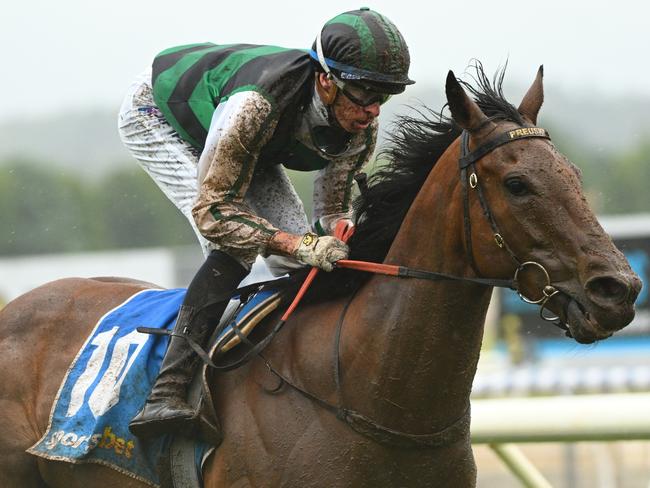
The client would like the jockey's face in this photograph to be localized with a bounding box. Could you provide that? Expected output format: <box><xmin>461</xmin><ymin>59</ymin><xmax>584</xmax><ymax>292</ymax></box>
<box><xmin>332</xmin><ymin>90</ymin><xmax>380</xmax><ymax>133</ymax></box>
<box><xmin>316</xmin><ymin>73</ymin><xmax>381</xmax><ymax>133</ymax></box>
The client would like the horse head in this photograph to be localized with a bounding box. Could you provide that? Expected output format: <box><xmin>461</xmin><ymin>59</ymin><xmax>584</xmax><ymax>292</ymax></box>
<box><xmin>444</xmin><ymin>66</ymin><xmax>642</xmax><ymax>344</ymax></box>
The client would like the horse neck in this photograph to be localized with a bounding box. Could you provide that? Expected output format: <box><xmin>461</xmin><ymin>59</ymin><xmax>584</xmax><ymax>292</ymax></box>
<box><xmin>343</xmin><ymin>140</ymin><xmax>493</xmax><ymax>432</ymax></box>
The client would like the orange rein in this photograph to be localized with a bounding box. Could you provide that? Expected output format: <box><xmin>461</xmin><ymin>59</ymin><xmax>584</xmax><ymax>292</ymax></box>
<box><xmin>335</xmin><ymin>259</ymin><xmax>400</xmax><ymax>276</ymax></box>
<box><xmin>280</xmin><ymin>221</ymin><xmax>515</xmax><ymax>321</ymax></box>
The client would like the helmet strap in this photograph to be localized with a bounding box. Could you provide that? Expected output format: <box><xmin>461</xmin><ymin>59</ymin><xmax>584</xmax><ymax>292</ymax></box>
<box><xmin>327</xmin><ymin>102</ymin><xmax>343</xmax><ymax>130</ymax></box>
<box><xmin>315</xmin><ymin>30</ymin><xmax>330</xmax><ymax>75</ymax></box>
<box><xmin>315</xmin><ymin>31</ymin><xmax>339</xmax><ymax>106</ymax></box>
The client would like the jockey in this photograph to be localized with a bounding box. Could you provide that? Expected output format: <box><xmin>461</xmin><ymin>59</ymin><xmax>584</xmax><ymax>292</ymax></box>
<box><xmin>118</xmin><ymin>8</ymin><xmax>413</xmax><ymax>439</ymax></box>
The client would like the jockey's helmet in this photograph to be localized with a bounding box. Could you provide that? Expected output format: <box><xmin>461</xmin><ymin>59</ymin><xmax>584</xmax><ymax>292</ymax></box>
<box><xmin>310</xmin><ymin>8</ymin><xmax>414</xmax><ymax>95</ymax></box>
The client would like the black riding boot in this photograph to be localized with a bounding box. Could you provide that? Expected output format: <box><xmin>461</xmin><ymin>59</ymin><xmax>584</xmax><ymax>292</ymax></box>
<box><xmin>129</xmin><ymin>250</ymin><xmax>247</xmax><ymax>439</ymax></box>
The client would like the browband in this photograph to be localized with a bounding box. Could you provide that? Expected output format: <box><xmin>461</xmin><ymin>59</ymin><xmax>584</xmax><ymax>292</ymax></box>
<box><xmin>459</xmin><ymin>127</ymin><xmax>550</xmax><ymax>169</ymax></box>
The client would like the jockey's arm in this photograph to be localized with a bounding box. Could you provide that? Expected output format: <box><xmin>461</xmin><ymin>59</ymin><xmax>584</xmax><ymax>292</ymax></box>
<box><xmin>191</xmin><ymin>92</ymin><xmax>351</xmax><ymax>270</ymax></box>
<box><xmin>192</xmin><ymin>92</ymin><xmax>283</xmax><ymax>264</ymax></box>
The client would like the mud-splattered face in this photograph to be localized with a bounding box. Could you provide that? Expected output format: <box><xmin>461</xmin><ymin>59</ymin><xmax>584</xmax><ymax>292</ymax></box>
<box><xmin>331</xmin><ymin>93</ymin><xmax>381</xmax><ymax>133</ymax></box>
<box><xmin>316</xmin><ymin>73</ymin><xmax>381</xmax><ymax>134</ymax></box>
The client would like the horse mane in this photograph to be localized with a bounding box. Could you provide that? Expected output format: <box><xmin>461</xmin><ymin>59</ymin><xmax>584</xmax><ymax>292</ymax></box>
<box><xmin>462</xmin><ymin>61</ymin><xmax>526</xmax><ymax>125</ymax></box>
<box><xmin>303</xmin><ymin>62</ymin><xmax>524</xmax><ymax>302</ymax></box>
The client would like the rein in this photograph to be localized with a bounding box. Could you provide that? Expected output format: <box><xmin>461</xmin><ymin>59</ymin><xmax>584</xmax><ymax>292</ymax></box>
<box><xmin>334</xmin><ymin>259</ymin><xmax>513</xmax><ymax>288</ymax></box>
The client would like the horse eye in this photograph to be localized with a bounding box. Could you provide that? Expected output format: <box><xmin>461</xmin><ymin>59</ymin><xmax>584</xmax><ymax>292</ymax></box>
<box><xmin>505</xmin><ymin>177</ymin><xmax>529</xmax><ymax>196</ymax></box>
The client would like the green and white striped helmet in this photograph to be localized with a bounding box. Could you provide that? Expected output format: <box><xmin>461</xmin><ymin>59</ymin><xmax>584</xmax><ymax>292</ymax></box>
<box><xmin>310</xmin><ymin>8</ymin><xmax>414</xmax><ymax>94</ymax></box>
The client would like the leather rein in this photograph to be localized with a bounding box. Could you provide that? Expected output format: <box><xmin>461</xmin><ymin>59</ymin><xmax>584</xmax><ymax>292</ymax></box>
<box><xmin>206</xmin><ymin>124</ymin><xmax>571</xmax><ymax>449</ymax></box>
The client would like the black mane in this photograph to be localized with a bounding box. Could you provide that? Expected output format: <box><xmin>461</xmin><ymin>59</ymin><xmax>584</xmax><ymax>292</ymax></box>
<box><xmin>304</xmin><ymin>63</ymin><xmax>524</xmax><ymax>301</ymax></box>
<box><xmin>461</xmin><ymin>61</ymin><xmax>526</xmax><ymax>125</ymax></box>
<box><xmin>349</xmin><ymin>109</ymin><xmax>459</xmax><ymax>262</ymax></box>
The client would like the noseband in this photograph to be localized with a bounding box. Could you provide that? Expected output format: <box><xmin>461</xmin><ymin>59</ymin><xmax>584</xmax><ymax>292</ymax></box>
<box><xmin>459</xmin><ymin>126</ymin><xmax>565</xmax><ymax>325</ymax></box>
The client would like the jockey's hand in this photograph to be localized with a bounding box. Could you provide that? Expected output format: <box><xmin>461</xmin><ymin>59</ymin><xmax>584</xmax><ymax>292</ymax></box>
<box><xmin>294</xmin><ymin>232</ymin><xmax>349</xmax><ymax>272</ymax></box>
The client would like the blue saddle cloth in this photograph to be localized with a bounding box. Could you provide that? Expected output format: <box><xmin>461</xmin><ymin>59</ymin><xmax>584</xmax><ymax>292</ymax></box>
<box><xmin>27</xmin><ymin>287</ymin><xmax>279</xmax><ymax>487</ymax></box>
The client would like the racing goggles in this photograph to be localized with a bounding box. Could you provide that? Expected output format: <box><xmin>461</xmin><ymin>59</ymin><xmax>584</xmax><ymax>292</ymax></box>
<box><xmin>330</xmin><ymin>76</ymin><xmax>391</xmax><ymax>107</ymax></box>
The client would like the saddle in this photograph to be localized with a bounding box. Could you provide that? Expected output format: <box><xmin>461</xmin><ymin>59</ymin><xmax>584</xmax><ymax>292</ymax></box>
<box><xmin>213</xmin><ymin>286</ymin><xmax>285</xmax><ymax>355</ymax></box>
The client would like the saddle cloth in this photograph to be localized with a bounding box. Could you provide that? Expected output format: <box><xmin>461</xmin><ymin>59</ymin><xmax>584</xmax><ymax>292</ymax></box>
<box><xmin>27</xmin><ymin>286</ymin><xmax>282</xmax><ymax>487</ymax></box>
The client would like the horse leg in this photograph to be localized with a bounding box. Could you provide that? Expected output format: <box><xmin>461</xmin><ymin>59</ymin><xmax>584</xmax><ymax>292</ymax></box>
<box><xmin>0</xmin><ymin>400</ymin><xmax>47</xmax><ymax>487</ymax></box>
<box><xmin>0</xmin><ymin>297</ymin><xmax>52</xmax><ymax>487</ymax></box>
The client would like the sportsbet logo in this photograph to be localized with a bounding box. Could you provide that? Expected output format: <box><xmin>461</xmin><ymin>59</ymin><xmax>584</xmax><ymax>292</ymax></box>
<box><xmin>44</xmin><ymin>426</ymin><xmax>135</xmax><ymax>458</ymax></box>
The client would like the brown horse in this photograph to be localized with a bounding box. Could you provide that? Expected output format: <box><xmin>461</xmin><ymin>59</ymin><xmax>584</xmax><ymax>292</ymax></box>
<box><xmin>0</xmin><ymin>66</ymin><xmax>641</xmax><ymax>488</ymax></box>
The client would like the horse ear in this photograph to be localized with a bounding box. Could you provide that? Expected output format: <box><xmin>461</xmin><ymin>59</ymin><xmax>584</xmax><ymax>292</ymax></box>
<box><xmin>445</xmin><ymin>70</ymin><xmax>489</xmax><ymax>131</ymax></box>
<box><xmin>518</xmin><ymin>65</ymin><xmax>544</xmax><ymax>124</ymax></box>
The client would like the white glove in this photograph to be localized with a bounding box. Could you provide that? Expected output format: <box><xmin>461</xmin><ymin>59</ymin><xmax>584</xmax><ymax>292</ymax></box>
<box><xmin>294</xmin><ymin>233</ymin><xmax>349</xmax><ymax>272</ymax></box>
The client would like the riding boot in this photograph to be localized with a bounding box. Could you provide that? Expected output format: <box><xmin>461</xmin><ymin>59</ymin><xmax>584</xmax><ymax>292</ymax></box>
<box><xmin>129</xmin><ymin>250</ymin><xmax>247</xmax><ymax>439</ymax></box>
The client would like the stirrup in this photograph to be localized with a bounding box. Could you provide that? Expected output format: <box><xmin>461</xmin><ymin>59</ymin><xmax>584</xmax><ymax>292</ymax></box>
<box><xmin>129</xmin><ymin>401</ymin><xmax>198</xmax><ymax>438</ymax></box>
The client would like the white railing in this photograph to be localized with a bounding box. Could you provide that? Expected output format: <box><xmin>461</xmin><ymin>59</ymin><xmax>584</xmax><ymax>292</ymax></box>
<box><xmin>471</xmin><ymin>393</ymin><xmax>650</xmax><ymax>487</ymax></box>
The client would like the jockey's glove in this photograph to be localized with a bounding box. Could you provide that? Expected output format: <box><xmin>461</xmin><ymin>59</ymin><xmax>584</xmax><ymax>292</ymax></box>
<box><xmin>294</xmin><ymin>232</ymin><xmax>349</xmax><ymax>272</ymax></box>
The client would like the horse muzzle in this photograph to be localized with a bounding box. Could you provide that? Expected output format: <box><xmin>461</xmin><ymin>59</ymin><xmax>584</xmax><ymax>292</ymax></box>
<box><xmin>551</xmin><ymin>272</ymin><xmax>641</xmax><ymax>344</ymax></box>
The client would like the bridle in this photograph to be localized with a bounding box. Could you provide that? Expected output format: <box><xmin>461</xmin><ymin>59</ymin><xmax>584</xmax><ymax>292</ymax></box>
<box><xmin>458</xmin><ymin>125</ymin><xmax>566</xmax><ymax>325</ymax></box>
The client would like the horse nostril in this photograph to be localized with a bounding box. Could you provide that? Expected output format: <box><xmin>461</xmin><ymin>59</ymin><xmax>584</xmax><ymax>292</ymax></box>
<box><xmin>625</xmin><ymin>276</ymin><xmax>642</xmax><ymax>307</ymax></box>
<box><xmin>585</xmin><ymin>276</ymin><xmax>629</xmax><ymax>305</ymax></box>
